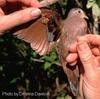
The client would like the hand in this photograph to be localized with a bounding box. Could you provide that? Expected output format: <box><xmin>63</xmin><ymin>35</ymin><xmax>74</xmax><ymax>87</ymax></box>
<box><xmin>0</xmin><ymin>0</ymin><xmax>41</xmax><ymax>34</ymax></box>
<box><xmin>66</xmin><ymin>34</ymin><xmax>100</xmax><ymax>99</ymax></box>
<box><xmin>40</xmin><ymin>0</ymin><xmax>58</xmax><ymax>7</ymax></box>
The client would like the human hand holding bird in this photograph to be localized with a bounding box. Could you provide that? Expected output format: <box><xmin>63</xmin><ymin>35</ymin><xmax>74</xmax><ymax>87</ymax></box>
<box><xmin>1</xmin><ymin>0</ymin><xmax>100</xmax><ymax>99</ymax></box>
<box><xmin>0</xmin><ymin>0</ymin><xmax>59</xmax><ymax>35</ymax></box>
<box><xmin>0</xmin><ymin>0</ymin><xmax>43</xmax><ymax>34</ymax></box>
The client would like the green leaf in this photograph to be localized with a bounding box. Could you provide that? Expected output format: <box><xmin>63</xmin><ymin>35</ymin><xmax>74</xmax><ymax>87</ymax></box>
<box><xmin>92</xmin><ymin>3</ymin><xmax>100</xmax><ymax>16</ymax></box>
<box><xmin>0</xmin><ymin>66</ymin><xmax>3</xmax><ymax>71</ymax></box>
<box><xmin>87</xmin><ymin>0</ymin><xmax>95</xmax><ymax>8</ymax></box>
<box><xmin>31</xmin><ymin>51</ymin><xmax>38</xmax><ymax>58</ymax></box>
<box><xmin>65</xmin><ymin>95</ymin><xmax>72</xmax><ymax>99</ymax></box>
<box><xmin>50</xmin><ymin>51</ymin><xmax>58</xmax><ymax>61</ymax></box>
<box><xmin>57</xmin><ymin>97</ymin><xmax>64</xmax><ymax>99</ymax></box>
<box><xmin>10</xmin><ymin>77</ymin><xmax>20</xmax><ymax>84</ymax></box>
<box><xmin>0</xmin><ymin>38</ymin><xmax>4</xmax><ymax>42</ymax></box>
<box><xmin>44</xmin><ymin>62</ymin><xmax>52</xmax><ymax>70</ymax></box>
<box><xmin>41</xmin><ymin>56</ymin><xmax>53</xmax><ymax>62</ymax></box>
<box><xmin>96</xmin><ymin>0</ymin><xmax>100</xmax><ymax>7</ymax></box>
<box><xmin>88</xmin><ymin>0</ymin><xmax>95</xmax><ymax>2</ymax></box>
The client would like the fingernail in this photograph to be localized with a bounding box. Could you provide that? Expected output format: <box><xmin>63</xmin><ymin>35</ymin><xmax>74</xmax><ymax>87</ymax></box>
<box><xmin>69</xmin><ymin>61</ymin><xmax>77</xmax><ymax>66</ymax></box>
<box><xmin>66</xmin><ymin>55</ymin><xmax>72</xmax><ymax>61</ymax></box>
<box><xmin>31</xmin><ymin>8</ymin><xmax>41</xmax><ymax>17</ymax></box>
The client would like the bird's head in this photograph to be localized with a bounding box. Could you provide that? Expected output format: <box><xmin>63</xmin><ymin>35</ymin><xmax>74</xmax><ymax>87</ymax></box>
<box><xmin>68</xmin><ymin>8</ymin><xmax>88</xmax><ymax>19</ymax></box>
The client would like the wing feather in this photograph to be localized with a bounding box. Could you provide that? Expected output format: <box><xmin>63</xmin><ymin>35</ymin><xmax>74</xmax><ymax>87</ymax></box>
<box><xmin>36</xmin><ymin>36</ymin><xmax>48</xmax><ymax>54</ymax></box>
<box><xmin>39</xmin><ymin>40</ymin><xmax>49</xmax><ymax>55</ymax></box>
<box><xmin>13</xmin><ymin>8</ymin><xmax>61</xmax><ymax>55</ymax></box>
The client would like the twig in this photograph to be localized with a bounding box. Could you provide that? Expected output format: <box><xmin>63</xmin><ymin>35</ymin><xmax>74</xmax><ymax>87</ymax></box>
<box><xmin>93</xmin><ymin>16</ymin><xmax>100</xmax><ymax>34</ymax></box>
<box><xmin>32</xmin><ymin>58</ymin><xmax>44</xmax><ymax>62</ymax></box>
<box><xmin>75</xmin><ymin>0</ymin><xmax>82</xmax><ymax>7</ymax></box>
<box><xmin>31</xmin><ymin>58</ymin><xmax>62</xmax><ymax>66</ymax></box>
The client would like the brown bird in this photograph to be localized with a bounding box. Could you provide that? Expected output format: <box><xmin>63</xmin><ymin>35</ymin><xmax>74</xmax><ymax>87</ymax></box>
<box><xmin>13</xmin><ymin>7</ymin><xmax>89</xmax><ymax>96</ymax></box>
<box><xmin>57</xmin><ymin>8</ymin><xmax>89</xmax><ymax>96</ymax></box>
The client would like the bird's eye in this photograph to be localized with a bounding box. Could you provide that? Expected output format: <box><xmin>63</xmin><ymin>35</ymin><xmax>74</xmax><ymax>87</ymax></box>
<box><xmin>78</xmin><ymin>10</ymin><xmax>81</xmax><ymax>13</ymax></box>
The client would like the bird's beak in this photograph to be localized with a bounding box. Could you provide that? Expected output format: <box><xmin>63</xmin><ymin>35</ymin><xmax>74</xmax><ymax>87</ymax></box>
<box><xmin>84</xmin><ymin>15</ymin><xmax>88</xmax><ymax>19</ymax></box>
<box><xmin>83</xmin><ymin>13</ymin><xmax>89</xmax><ymax>19</ymax></box>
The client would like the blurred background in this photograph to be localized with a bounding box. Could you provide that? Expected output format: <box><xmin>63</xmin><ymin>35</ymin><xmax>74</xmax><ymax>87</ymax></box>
<box><xmin>0</xmin><ymin>0</ymin><xmax>100</xmax><ymax>99</ymax></box>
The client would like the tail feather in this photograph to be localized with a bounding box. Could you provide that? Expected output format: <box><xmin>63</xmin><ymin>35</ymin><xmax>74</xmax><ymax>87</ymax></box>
<box><xmin>60</xmin><ymin>57</ymin><xmax>79</xmax><ymax>96</ymax></box>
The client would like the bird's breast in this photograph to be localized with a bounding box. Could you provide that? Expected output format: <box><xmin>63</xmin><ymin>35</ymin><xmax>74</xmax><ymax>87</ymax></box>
<box><xmin>58</xmin><ymin>17</ymin><xmax>88</xmax><ymax>59</ymax></box>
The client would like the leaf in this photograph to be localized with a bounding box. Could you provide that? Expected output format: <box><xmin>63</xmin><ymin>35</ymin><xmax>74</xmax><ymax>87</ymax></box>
<box><xmin>41</xmin><ymin>56</ymin><xmax>53</xmax><ymax>62</ymax></box>
<box><xmin>10</xmin><ymin>77</ymin><xmax>20</xmax><ymax>84</ymax></box>
<box><xmin>87</xmin><ymin>0</ymin><xmax>100</xmax><ymax>17</ymax></box>
<box><xmin>0</xmin><ymin>66</ymin><xmax>3</xmax><ymax>71</ymax></box>
<box><xmin>0</xmin><ymin>38</ymin><xmax>4</xmax><ymax>42</ymax></box>
<box><xmin>96</xmin><ymin>0</ymin><xmax>100</xmax><ymax>7</ymax></box>
<box><xmin>87</xmin><ymin>0</ymin><xmax>95</xmax><ymax>8</ymax></box>
<box><xmin>44</xmin><ymin>62</ymin><xmax>52</xmax><ymax>70</ymax></box>
<box><xmin>92</xmin><ymin>3</ymin><xmax>100</xmax><ymax>16</ymax></box>
<box><xmin>65</xmin><ymin>95</ymin><xmax>72</xmax><ymax>99</ymax></box>
<box><xmin>88</xmin><ymin>0</ymin><xmax>95</xmax><ymax>1</ymax></box>
<box><xmin>50</xmin><ymin>51</ymin><xmax>58</xmax><ymax>61</ymax></box>
<box><xmin>57</xmin><ymin>97</ymin><xmax>64</xmax><ymax>99</ymax></box>
<box><xmin>41</xmin><ymin>49</ymin><xmax>58</xmax><ymax>62</ymax></box>
<box><xmin>31</xmin><ymin>51</ymin><xmax>38</xmax><ymax>58</ymax></box>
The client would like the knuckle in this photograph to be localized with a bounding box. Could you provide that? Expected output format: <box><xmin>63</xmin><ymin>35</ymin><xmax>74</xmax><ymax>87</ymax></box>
<box><xmin>81</xmin><ymin>52</ymin><xmax>93</xmax><ymax>63</ymax></box>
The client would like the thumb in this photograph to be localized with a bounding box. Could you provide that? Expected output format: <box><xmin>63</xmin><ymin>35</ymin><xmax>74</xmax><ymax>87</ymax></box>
<box><xmin>0</xmin><ymin>7</ymin><xmax>41</xmax><ymax>32</ymax></box>
<box><xmin>77</xmin><ymin>40</ymin><xmax>96</xmax><ymax>73</ymax></box>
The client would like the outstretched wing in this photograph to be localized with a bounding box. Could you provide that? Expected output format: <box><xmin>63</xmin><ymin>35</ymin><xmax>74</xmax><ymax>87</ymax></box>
<box><xmin>13</xmin><ymin>8</ymin><xmax>61</xmax><ymax>55</ymax></box>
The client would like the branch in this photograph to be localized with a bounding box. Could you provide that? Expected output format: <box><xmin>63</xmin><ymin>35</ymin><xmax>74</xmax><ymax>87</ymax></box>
<box><xmin>31</xmin><ymin>58</ymin><xmax>61</xmax><ymax>66</ymax></box>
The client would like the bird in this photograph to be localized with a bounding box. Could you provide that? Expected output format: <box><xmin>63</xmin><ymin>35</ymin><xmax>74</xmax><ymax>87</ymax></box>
<box><xmin>57</xmin><ymin>8</ymin><xmax>89</xmax><ymax>96</ymax></box>
<box><xmin>12</xmin><ymin>7</ymin><xmax>89</xmax><ymax>96</ymax></box>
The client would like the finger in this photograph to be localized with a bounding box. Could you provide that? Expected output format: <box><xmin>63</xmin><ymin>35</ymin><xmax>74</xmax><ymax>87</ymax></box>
<box><xmin>92</xmin><ymin>47</ymin><xmax>100</xmax><ymax>56</ymax></box>
<box><xmin>0</xmin><ymin>0</ymin><xmax>6</xmax><ymax>7</ymax></box>
<box><xmin>29</xmin><ymin>0</ymin><xmax>42</xmax><ymax>7</ymax></box>
<box><xmin>77</xmin><ymin>40</ymin><xmax>99</xmax><ymax>73</ymax></box>
<box><xmin>96</xmin><ymin>56</ymin><xmax>100</xmax><ymax>62</ymax></box>
<box><xmin>66</xmin><ymin>53</ymin><xmax>78</xmax><ymax>63</ymax></box>
<box><xmin>79</xmin><ymin>35</ymin><xmax>100</xmax><ymax>53</ymax></box>
<box><xmin>0</xmin><ymin>8</ymin><xmax>5</xmax><ymax>16</ymax></box>
<box><xmin>7</xmin><ymin>0</ymin><xmax>41</xmax><ymax>7</ymax></box>
<box><xmin>95</xmin><ymin>57</ymin><xmax>100</xmax><ymax>70</ymax></box>
<box><xmin>77</xmin><ymin>36</ymin><xmax>100</xmax><ymax>56</ymax></box>
<box><xmin>40</xmin><ymin>0</ymin><xmax>58</xmax><ymax>7</ymax></box>
<box><xmin>69</xmin><ymin>41</ymin><xmax>77</xmax><ymax>53</ymax></box>
<box><xmin>20</xmin><ymin>0</ymin><xmax>41</xmax><ymax>7</ymax></box>
<box><xmin>0</xmin><ymin>7</ymin><xmax>41</xmax><ymax>32</ymax></box>
<box><xmin>85</xmin><ymin>34</ymin><xmax>100</xmax><ymax>46</ymax></box>
<box><xmin>69</xmin><ymin>60</ymin><xmax>77</xmax><ymax>66</ymax></box>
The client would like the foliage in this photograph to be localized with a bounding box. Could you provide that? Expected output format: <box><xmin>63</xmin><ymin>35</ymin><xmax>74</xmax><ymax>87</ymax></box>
<box><xmin>0</xmin><ymin>33</ymin><xmax>69</xmax><ymax>99</ymax></box>
<box><xmin>87</xmin><ymin>0</ymin><xmax>100</xmax><ymax>17</ymax></box>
